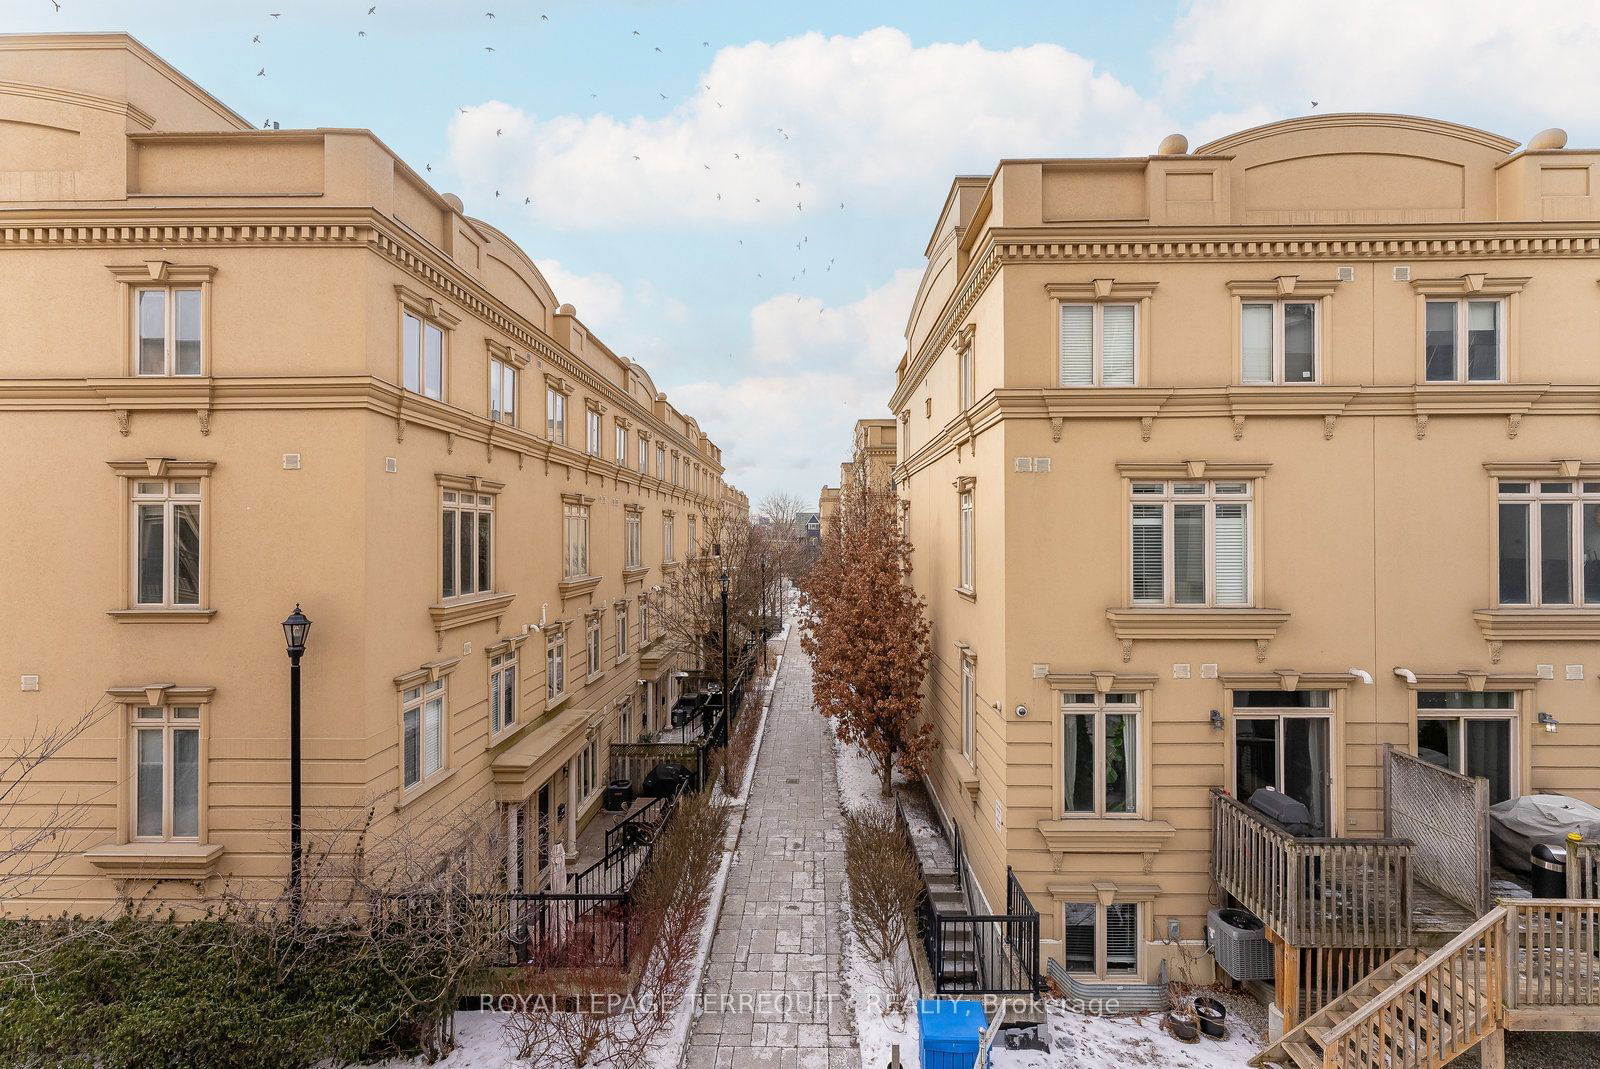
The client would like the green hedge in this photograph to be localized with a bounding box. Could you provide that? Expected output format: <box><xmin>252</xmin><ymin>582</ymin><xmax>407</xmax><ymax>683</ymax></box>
<box><xmin>0</xmin><ymin>915</ymin><xmax>452</xmax><ymax>1069</ymax></box>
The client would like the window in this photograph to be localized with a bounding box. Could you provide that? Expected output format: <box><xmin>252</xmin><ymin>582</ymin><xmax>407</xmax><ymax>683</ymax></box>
<box><xmin>132</xmin><ymin>704</ymin><xmax>201</xmax><ymax>840</ymax></box>
<box><xmin>1496</xmin><ymin>481</ymin><xmax>1600</xmax><ymax>607</ymax></box>
<box><xmin>1241</xmin><ymin>301</ymin><xmax>1318</xmax><ymax>383</ymax></box>
<box><xmin>546</xmin><ymin>387</ymin><xmax>567</xmax><ymax>442</ymax></box>
<box><xmin>489</xmin><ymin>650</ymin><xmax>518</xmax><ymax>736</ymax></box>
<box><xmin>639</xmin><ymin>596</ymin><xmax>650</xmax><ymax>646</ymax></box>
<box><xmin>618</xmin><ymin>695</ymin><xmax>633</xmax><ymax>744</ymax></box>
<box><xmin>656</xmin><ymin>446</ymin><xmax>666</xmax><ymax>479</ymax></box>
<box><xmin>576</xmin><ymin>731</ymin><xmax>599</xmax><ymax>801</ymax></box>
<box><xmin>402</xmin><ymin>678</ymin><xmax>446</xmax><ymax>790</ymax></box>
<box><xmin>135</xmin><ymin>287</ymin><xmax>203</xmax><ymax>376</ymax></box>
<box><xmin>490</xmin><ymin>358</ymin><xmax>517</xmax><ymax>425</ymax></box>
<box><xmin>564</xmin><ymin>501</ymin><xmax>590</xmax><ymax>579</ymax></box>
<box><xmin>586</xmin><ymin>408</ymin><xmax>602</xmax><ymax>456</ymax></box>
<box><xmin>1063</xmin><ymin>901</ymin><xmax>1140</xmax><ymax>978</ymax></box>
<box><xmin>1059</xmin><ymin>303</ymin><xmax>1137</xmax><ymax>386</ymax></box>
<box><xmin>960</xmin><ymin>655</ymin><xmax>976</xmax><ymax>761</ymax></box>
<box><xmin>402</xmin><ymin>311</ymin><xmax>446</xmax><ymax>399</ymax></box>
<box><xmin>132</xmin><ymin>478</ymin><xmax>202</xmax><ymax>607</ymax></box>
<box><xmin>1232</xmin><ymin>690</ymin><xmax>1332</xmax><ymax>836</ymax></box>
<box><xmin>546</xmin><ymin>629</ymin><xmax>566</xmax><ymax>701</ymax></box>
<box><xmin>672</xmin><ymin>454</ymin><xmax>680</xmax><ymax>485</ymax></box>
<box><xmin>502</xmin><ymin>802</ymin><xmax>526</xmax><ymax>891</ymax></box>
<box><xmin>1426</xmin><ymin>299</ymin><xmax>1503</xmax><ymax>382</ymax></box>
<box><xmin>441</xmin><ymin>490</ymin><xmax>493</xmax><ymax>599</ymax></box>
<box><xmin>625</xmin><ymin>512</ymin><xmax>642</xmax><ymax>569</ymax></box>
<box><xmin>586</xmin><ymin>616</ymin><xmax>601</xmax><ymax>677</ymax></box>
<box><xmin>958</xmin><ymin>341</ymin><xmax>974</xmax><ymax>410</ymax></box>
<box><xmin>1416</xmin><ymin>691</ymin><xmax>1517</xmax><ymax>804</ymax></box>
<box><xmin>1060</xmin><ymin>692</ymin><xmax>1139</xmax><ymax>816</ymax></box>
<box><xmin>663</xmin><ymin>514</ymin><xmax>675</xmax><ymax>563</ymax></box>
<box><xmin>615</xmin><ymin>604</ymin><xmax>629</xmax><ymax>663</ymax></box>
<box><xmin>958</xmin><ymin>490</ymin><xmax>974</xmax><ymax>592</ymax></box>
<box><xmin>638</xmin><ymin>434</ymin><xmax>649</xmax><ymax>474</ymax></box>
<box><xmin>1130</xmin><ymin>480</ymin><xmax>1252</xmax><ymax>607</ymax></box>
<box><xmin>615</xmin><ymin>422</ymin><xmax>628</xmax><ymax>463</ymax></box>
<box><xmin>687</xmin><ymin>515</ymin><xmax>698</xmax><ymax>557</ymax></box>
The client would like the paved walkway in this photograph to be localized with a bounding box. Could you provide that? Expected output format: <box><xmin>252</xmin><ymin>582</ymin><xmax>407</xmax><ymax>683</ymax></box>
<box><xmin>685</xmin><ymin>624</ymin><xmax>855</xmax><ymax>1069</ymax></box>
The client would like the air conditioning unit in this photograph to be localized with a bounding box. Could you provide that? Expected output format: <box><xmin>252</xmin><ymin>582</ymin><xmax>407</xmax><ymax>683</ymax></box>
<box><xmin>1207</xmin><ymin>907</ymin><xmax>1273</xmax><ymax>981</ymax></box>
<box><xmin>1393</xmin><ymin>265</ymin><xmax>1412</xmax><ymax>282</ymax></box>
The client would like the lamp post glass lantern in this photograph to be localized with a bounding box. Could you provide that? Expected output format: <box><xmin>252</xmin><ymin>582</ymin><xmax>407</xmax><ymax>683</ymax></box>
<box><xmin>281</xmin><ymin>604</ymin><xmax>311</xmax><ymax>910</ymax></box>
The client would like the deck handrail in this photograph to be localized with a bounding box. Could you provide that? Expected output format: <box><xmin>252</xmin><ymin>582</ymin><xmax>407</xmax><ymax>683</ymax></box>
<box><xmin>1322</xmin><ymin>904</ymin><xmax>1506</xmax><ymax>1068</ymax></box>
<box><xmin>1506</xmin><ymin>899</ymin><xmax>1600</xmax><ymax>1011</ymax></box>
<box><xmin>1210</xmin><ymin>789</ymin><xmax>1413</xmax><ymax>947</ymax></box>
<box><xmin>1568</xmin><ymin>841</ymin><xmax>1600</xmax><ymax>899</ymax></box>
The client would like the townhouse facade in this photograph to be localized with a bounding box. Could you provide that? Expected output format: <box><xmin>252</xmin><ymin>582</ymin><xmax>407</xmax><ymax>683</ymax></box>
<box><xmin>892</xmin><ymin>114</ymin><xmax>1600</xmax><ymax>990</ymax></box>
<box><xmin>0</xmin><ymin>33</ymin><xmax>737</xmax><ymax>911</ymax></box>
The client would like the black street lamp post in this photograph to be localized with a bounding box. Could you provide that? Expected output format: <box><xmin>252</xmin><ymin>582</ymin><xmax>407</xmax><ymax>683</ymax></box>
<box><xmin>758</xmin><ymin>556</ymin><xmax>768</xmax><ymax>674</ymax></box>
<box><xmin>718</xmin><ymin>568</ymin><xmax>730</xmax><ymax>747</ymax></box>
<box><xmin>281</xmin><ymin>604</ymin><xmax>312</xmax><ymax>913</ymax></box>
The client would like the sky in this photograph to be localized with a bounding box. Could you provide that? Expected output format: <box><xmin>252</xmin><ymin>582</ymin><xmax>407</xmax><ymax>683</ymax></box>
<box><xmin>9</xmin><ymin>1</ymin><xmax>1600</xmax><ymax>505</ymax></box>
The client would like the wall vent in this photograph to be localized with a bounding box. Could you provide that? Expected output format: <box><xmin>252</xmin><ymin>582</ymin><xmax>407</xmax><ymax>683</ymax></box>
<box><xmin>385</xmin><ymin>457</ymin><xmax>398</xmax><ymax>473</ymax></box>
<box><xmin>282</xmin><ymin>453</ymin><xmax>301</xmax><ymax>470</ymax></box>
<box><xmin>1392</xmin><ymin>265</ymin><xmax>1412</xmax><ymax>282</ymax></box>
<box><xmin>1337</xmin><ymin>266</ymin><xmax>1355</xmax><ymax>282</ymax></box>
<box><xmin>1014</xmin><ymin>457</ymin><xmax>1034</xmax><ymax>472</ymax></box>
<box><xmin>1033</xmin><ymin>457</ymin><xmax>1053</xmax><ymax>473</ymax></box>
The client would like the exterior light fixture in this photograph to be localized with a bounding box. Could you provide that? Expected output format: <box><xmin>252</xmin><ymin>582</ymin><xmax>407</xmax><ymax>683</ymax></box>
<box><xmin>1539</xmin><ymin>712</ymin><xmax>1559</xmax><ymax>733</ymax></box>
<box><xmin>1209</xmin><ymin>709</ymin><xmax>1224</xmax><ymax>730</ymax></box>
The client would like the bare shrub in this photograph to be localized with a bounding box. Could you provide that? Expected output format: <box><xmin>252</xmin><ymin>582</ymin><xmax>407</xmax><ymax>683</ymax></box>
<box><xmin>842</xmin><ymin>807</ymin><xmax>923</xmax><ymax>1011</ymax></box>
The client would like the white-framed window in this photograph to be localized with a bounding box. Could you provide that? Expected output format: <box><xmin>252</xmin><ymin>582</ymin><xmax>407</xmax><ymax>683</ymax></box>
<box><xmin>441</xmin><ymin>489</ymin><xmax>493</xmax><ymax>600</ymax></box>
<box><xmin>663</xmin><ymin>514</ymin><xmax>675</xmax><ymax>563</ymax></box>
<box><xmin>1059</xmin><ymin>303</ymin><xmax>1137</xmax><ymax>386</ymax></box>
<box><xmin>960</xmin><ymin>654</ymin><xmax>976</xmax><ymax>761</ymax></box>
<box><xmin>639</xmin><ymin>596</ymin><xmax>650</xmax><ymax>646</ymax></box>
<box><xmin>958</xmin><ymin>341</ymin><xmax>974</xmax><ymax>410</ymax></box>
<box><xmin>401</xmin><ymin>678</ymin><xmax>446</xmax><ymax>790</ymax></box>
<box><xmin>1415</xmin><ymin>691</ymin><xmax>1517</xmax><ymax>804</ymax></box>
<box><xmin>1130</xmin><ymin>480</ymin><xmax>1252</xmax><ymax>607</ymax></box>
<box><xmin>1496</xmin><ymin>480</ymin><xmax>1600</xmax><ymax>607</ymax></box>
<box><xmin>576</xmin><ymin>731</ymin><xmax>599</xmax><ymax>801</ymax></box>
<box><xmin>586</xmin><ymin>616</ymin><xmax>601</xmax><ymax>677</ymax></box>
<box><xmin>546</xmin><ymin>388</ymin><xmax>567</xmax><ymax>442</ymax></box>
<box><xmin>1060</xmin><ymin>691</ymin><xmax>1139</xmax><ymax>816</ymax></box>
<box><xmin>546</xmin><ymin>629</ymin><xmax>566</xmax><ymax>701</ymax></box>
<box><xmin>615</xmin><ymin>604</ymin><xmax>629</xmax><ymax>663</ymax></box>
<box><xmin>1241</xmin><ymin>301</ymin><xmax>1318</xmax><ymax>384</ymax></box>
<box><xmin>132</xmin><ymin>478</ymin><xmax>203</xmax><ymax>607</ymax></box>
<box><xmin>672</xmin><ymin>454</ymin><xmax>681</xmax><ymax>485</ymax></box>
<box><xmin>1426</xmin><ymin>298</ymin><xmax>1504</xmax><ymax>382</ymax></box>
<box><xmin>615</xmin><ymin>422</ymin><xmax>628</xmax><ymax>463</ymax></box>
<box><xmin>656</xmin><ymin>446</ymin><xmax>666</xmax><ymax>479</ymax></box>
<box><xmin>502</xmin><ymin>801</ymin><xmax>526</xmax><ymax>891</ymax></box>
<box><xmin>1232</xmin><ymin>689</ymin><xmax>1332</xmax><ymax>836</ymax></box>
<box><xmin>490</xmin><ymin>357</ymin><xmax>517</xmax><ymax>425</ymax></box>
<box><xmin>638</xmin><ymin>434</ymin><xmax>649</xmax><ymax>474</ymax></box>
<box><xmin>958</xmin><ymin>489</ymin><xmax>974</xmax><ymax>592</ymax></box>
<box><xmin>489</xmin><ymin>649</ymin><xmax>518</xmax><ymax>736</ymax></box>
<box><xmin>687</xmin><ymin>515</ymin><xmax>698</xmax><ymax>557</ymax></box>
<box><xmin>625</xmin><ymin>512</ymin><xmax>642</xmax><ymax>569</ymax></box>
<box><xmin>564</xmin><ymin>501</ymin><xmax>590</xmax><ymax>579</ymax></box>
<box><xmin>1062</xmin><ymin>900</ymin><xmax>1141</xmax><ymax>978</ymax></box>
<box><xmin>402</xmin><ymin>311</ymin><xmax>446</xmax><ymax>399</ymax></box>
<box><xmin>135</xmin><ymin>287</ymin><xmax>204</xmax><ymax>377</ymax></box>
<box><xmin>586</xmin><ymin>408</ymin><xmax>602</xmax><ymax>456</ymax></box>
<box><xmin>132</xmin><ymin>704</ymin><xmax>201</xmax><ymax>840</ymax></box>
<box><xmin>619</xmin><ymin>694</ymin><xmax>634</xmax><ymax>743</ymax></box>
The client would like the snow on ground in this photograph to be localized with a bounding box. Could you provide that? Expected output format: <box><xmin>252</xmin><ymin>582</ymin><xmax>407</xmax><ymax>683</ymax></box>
<box><xmin>366</xmin><ymin>1011</ymin><xmax>519</xmax><ymax>1069</ymax></box>
<box><xmin>832</xmin><ymin>736</ymin><xmax>920</xmax><ymax>1069</ymax></box>
<box><xmin>990</xmin><ymin>1001</ymin><xmax>1261</xmax><ymax>1069</ymax></box>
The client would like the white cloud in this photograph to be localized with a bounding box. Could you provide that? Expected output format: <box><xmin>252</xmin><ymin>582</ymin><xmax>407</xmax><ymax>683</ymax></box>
<box><xmin>1164</xmin><ymin>0</ymin><xmax>1600</xmax><ymax>140</ymax></box>
<box><xmin>447</xmin><ymin>28</ymin><xmax>1172</xmax><ymax>229</ymax></box>
<box><xmin>535</xmin><ymin>258</ymin><xmax>626</xmax><ymax>327</ymax></box>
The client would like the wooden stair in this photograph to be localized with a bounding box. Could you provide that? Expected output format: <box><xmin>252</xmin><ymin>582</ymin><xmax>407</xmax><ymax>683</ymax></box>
<box><xmin>1250</xmin><ymin>949</ymin><xmax>1424</xmax><ymax>1069</ymax></box>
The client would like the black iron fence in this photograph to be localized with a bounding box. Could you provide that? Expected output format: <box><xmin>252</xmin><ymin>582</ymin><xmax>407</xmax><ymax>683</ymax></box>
<box><xmin>484</xmin><ymin>890</ymin><xmax>631</xmax><ymax>969</ymax></box>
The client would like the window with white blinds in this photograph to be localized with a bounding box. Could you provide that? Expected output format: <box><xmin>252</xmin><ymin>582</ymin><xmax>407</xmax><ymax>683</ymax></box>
<box><xmin>1062</xmin><ymin>900</ymin><xmax>1141</xmax><ymax>978</ymax></box>
<box><xmin>1241</xmin><ymin>301</ymin><xmax>1318</xmax><ymax>384</ymax></box>
<box><xmin>489</xmin><ymin>651</ymin><xmax>517</xmax><ymax>736</ymax></box>
<box><xmin>564</xmin><ymin>503</ymin><xmax>590</xmax><ymax>579</ymax></box>
<box><xmin>1059</xmin><ymin>303</ymin><xmax>1137</xmax><ymax>386</ymax></box>
<box><xmin>959</xmin><ymin>491</ymin><xmax>974</xmax><ymax>591</ymax></box>
<box><xmin>1129</xmin><ymin>481</ymin><xmax>1253</xmax><ymax>606</ymax></box>
<box><xmin>401</xmin><ymin>678</ymin><xmax>446</xmax><ymax>790</ymax></box>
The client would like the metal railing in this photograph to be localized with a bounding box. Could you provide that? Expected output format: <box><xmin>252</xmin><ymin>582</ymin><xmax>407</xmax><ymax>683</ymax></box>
<box><xmin>1211</xmin><ymin>789</ymin><xmax>1413</xmax><ymax>948</ymax></box>
<box><xmin>484</xmin><ymin>890</ymin><xmax>632</xmax><ymax>969</ymax></box>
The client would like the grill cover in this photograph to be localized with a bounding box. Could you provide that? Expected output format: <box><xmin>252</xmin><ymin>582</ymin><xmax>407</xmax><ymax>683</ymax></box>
<box><xmin>1247</xmin><ymin>787</ymin><xmax>1315</xmax><ymax>836</ymax></box>
<box><xmin>1489</xmin><ymin>794</ymin><xmax>1600</xmax><ymax>875</ymax></box>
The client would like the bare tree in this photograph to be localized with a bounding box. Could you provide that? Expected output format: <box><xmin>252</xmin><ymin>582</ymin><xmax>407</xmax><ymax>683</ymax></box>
<box><xmin>0</xmin><ymin>699</ymin><xmax>113</xmax><ymax>904</ymax></box>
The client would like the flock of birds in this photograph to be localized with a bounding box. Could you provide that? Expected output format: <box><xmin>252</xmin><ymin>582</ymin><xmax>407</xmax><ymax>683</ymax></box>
<box><xmin>220</xmin><ymin>5</ymin><xmax>849</xmax><ymax>303</ymax></box>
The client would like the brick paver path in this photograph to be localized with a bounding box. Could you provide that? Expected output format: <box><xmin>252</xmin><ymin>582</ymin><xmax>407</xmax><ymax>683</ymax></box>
<box><xmin>685</xmin><ymin>623</ymin><xmax>855</xmax><ymax>1069</ymax></box>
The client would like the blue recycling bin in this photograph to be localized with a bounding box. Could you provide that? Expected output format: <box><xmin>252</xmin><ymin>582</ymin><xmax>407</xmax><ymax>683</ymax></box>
<box><xmin>918</xmin><ymin>999</ymin><xmax>987</xmax><ymax>1069</ymax></box>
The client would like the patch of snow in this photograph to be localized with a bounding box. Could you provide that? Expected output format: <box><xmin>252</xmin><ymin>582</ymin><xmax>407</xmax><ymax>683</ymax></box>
<box><xmin>990</xmin><ymin>1001</ymin><xmax>1261</xmax><ymax>1069</ymax></box>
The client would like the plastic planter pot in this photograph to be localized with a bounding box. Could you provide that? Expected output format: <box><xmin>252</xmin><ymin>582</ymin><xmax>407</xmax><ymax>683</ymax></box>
<box><xmin>1194</xmin><ymin>996</ymin><xmax>1227</xmax><ymax>1039</ymax></box>
<box><xmin>1165</xmin><ymin>1010</ymin><xmax>1199</xmax><ymax>1042</ymax></box>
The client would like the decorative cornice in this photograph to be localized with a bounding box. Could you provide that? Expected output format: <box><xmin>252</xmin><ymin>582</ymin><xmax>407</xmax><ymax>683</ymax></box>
<box><xmin>0</xmin><ymin>78</ymin><xmax>157</xmax><ymax>128</ymax></box>
<box><xmin>426</xmin><ymin>592</ymin><xmax>515</xmax><ymax>651</ymax></box>
<box><xmin>1226</xmin><ymin>275</ymin><xmax>1341</xmax><ymax>298</ymax></box>
<box><xmin>1115</xmin><ymin>460</ymin><xmax>1270</xmax><ymax>481</ymax></box>
<box><xmin>1045</xmin><ymin>672</ymin><xmax>1158</xmax><ymax>693</ymax></box>
<box><xmin>1045</xmin><ymin>278</ymin><xmax>1158</xmax><ymax>300</ymax></box>
<box><xmin>1106</xmin><ymin>607</ymin><xmax>1291</xmax><ymax>663</ymax></box>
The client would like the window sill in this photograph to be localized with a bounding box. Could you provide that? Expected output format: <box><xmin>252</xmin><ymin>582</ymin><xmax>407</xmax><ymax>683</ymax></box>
<box><xmin>1037</xmin><ymin>817</ymin><xmax>1175</xmax><ymax>858</ymax></box>
<box><xmin>394</xmin><ymin>767</ymin><xmax>457</xmax><ymax>811</ymax></box>
<box><xmin>108</xmin><ymin>607</ymin><xmax>217</xmax><ymax>624</ymax></box>
<box><xmin>955</xmin><ymin>585</ymin><xmax>976</xmax><ymax>603</ymax></box>
<box><xmin>585</xmin><ymin>670</ymin><xmax>605</xmax><ymax>686</ymax></box>
<box><xmin>84</xmin><ymin>841</ymin><xmax>223</xmax><ymax>879</ymax></box>
<box><xmin>558</xmin><ymin>575</ymin><xmax>603</xmax><ymax>600</ymax></box>
<box><xmin>941</xmin><ymin>748</ymin><xmax>979</xmax><ymax>799</ymax></box>
<box><xmin>622</xmin><ymin>566</ymin><xmax>648</xmax><ymax>584</ymax></box>
<box><xmin>1105</xmin><ymin>607</ymin><xmax>1290</xmax><ymax>663</ymax></box>
<box><xmin>545</xmin><ymin>692</ymin><xmax>572</xmax><ymax>713</ymax></box>
<box><xmin>1473</xmin><ymin>608</ymin><xmax>1600</xmax><ymax>654</ymax></box>
<box><xmin>428</xmin><ymin>591</ymin><xmax>516</xmax><ymax>648</ymax></box>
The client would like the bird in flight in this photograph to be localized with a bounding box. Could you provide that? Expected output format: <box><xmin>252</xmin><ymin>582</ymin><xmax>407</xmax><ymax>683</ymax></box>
<box><xmin>368</xmin><ymin>5</ymin><xmax>376</xmax><ymax>12</ymax></box>
<box><xmin>458</xmin><ymin>106</ymin><xmax>468</xmax><ymax>114</ymax></box>
<box><xmin>1311</xmin><ymin>101</ymin><xmax>1320</xmax><ymax>109</ymax></box>
<box><xmin>524</xmin><ymin>197</ymin><xmax>530</xmax><ymax>204</ymax></box>
<box><xmin>658</xmin><ymin>92</ymin><xmax>667</xmax><ymax>100</ymax></box>
<box><xmin>358</xmin><ymin>30</ymin><xmax>367</xmax><ymax>37</ymax></box>
<box><xmin>270</xmin><ymin>12</ymin><xmax>282</xmax><ymax>18</ymax></box>
<box><xmin>50</xmin><ymin>0</ymin><xmax>61</xmax><ymax>11</ymax></box>
<box><xmin>494</xmin><ymin>190</ymin><xmax>500</xmax><ymax>198</ymax></box>
<box><xmin>257</xmin><ymin>68</ymin><xmax>266</xmax><ymax>76</ymax></box>
<box><xmin>252</xmin><ymin>35</ymin><xmax>261</xmax><ymax>43</ymax></box>
<box><xmin>496</xmin><ymin>128</ymin><xmax>503</xmax><ymax>136</ymax></box>
<box><xmin>541</xmin><ymin>14</ymin><xmax>549</xmax><ymax>20</ymax></box>
<box><xmin>485</xmin><ymin>11</ymin><xmax>495</xmax><ymax>18</ymax></box>
<box><xmin>484</xmin><ymin>46</ymin><xmax>495</xmax><ymax>52</ymax></box>
<box><xmin>654</xmin><ymin>47</ymin><xmax>663</xmax><ymax>53</ymax></box>
<box><xmin>425</xmin><ymin>163</ymin><xmax>432</xmax><ymax>172</ymax></box>
<box><xmin>632</xmin><ymin>29</ymin><xmax>640</xmax><ymax>36</ymax></box>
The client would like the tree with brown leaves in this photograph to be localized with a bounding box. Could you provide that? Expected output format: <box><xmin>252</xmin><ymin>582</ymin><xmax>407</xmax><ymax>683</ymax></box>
<box><xmin>801</xmin><ymin>450</ymin><xmax>934</xmax><ymax>797</ymax></box>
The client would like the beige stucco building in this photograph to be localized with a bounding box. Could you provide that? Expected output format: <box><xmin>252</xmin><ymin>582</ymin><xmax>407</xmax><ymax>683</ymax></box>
<box><xmin>0</xmin><ymin>33</ymin><xmax>738</xmax><ymax>910</ymax></box>
<box><xmin>819</xmin><ymin>417</ymin><xmax>897</xmax><ymax>535</ymax></box>
<box><xmin>893</xmin><ymin>114</ymin><xmax>1600</xmax><ymax>998</ymax></box>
